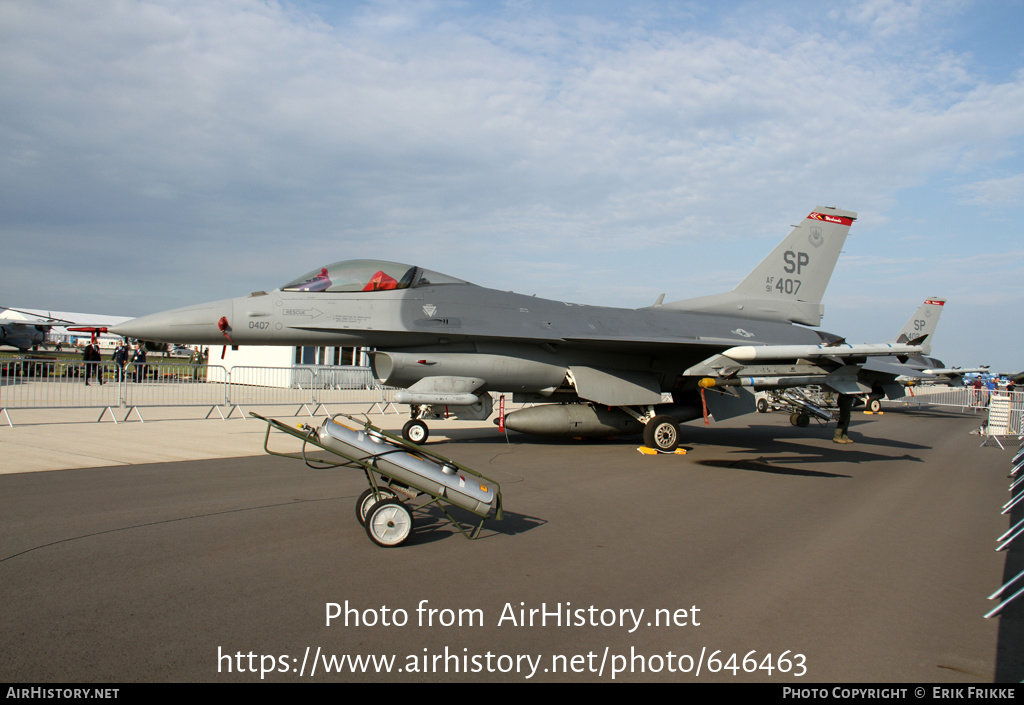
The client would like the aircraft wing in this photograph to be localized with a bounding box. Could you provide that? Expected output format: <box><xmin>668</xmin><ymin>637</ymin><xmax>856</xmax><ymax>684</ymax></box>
<box><xmin>683</xmin><ymin>340</ymin><xmax>930</xmax><ymax>400</ymax></box>
<box><xmin>860</xmin><ymin>357</ymin><xmax>932</xmax><ymax>379</ymax></box>
<box><xmin>561</xmin><ymin>334</ymin><xmax>761</xmax><ymax>347</ymax></box>
<box><xmin>0</xmin><ymin>308</ymin><xmax>119</xmax><ymax>331</ymax></box>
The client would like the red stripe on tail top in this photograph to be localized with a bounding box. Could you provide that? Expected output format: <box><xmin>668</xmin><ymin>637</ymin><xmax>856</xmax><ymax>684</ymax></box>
<box><xmin>808</xmin><ymin>212</ymin><xmax>855</xmax><ymax>226</ymax></box>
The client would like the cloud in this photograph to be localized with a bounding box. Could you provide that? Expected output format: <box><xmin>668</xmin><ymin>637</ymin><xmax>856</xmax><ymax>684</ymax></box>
<box><xmin>1</xmin><ymin>0</ymin><xmax>1023</xmax><ymax>331</ymax></box>
<box><xmin>957</xmin><ymin>174</ymin><xmax>1024</xmax><ymax>206</ymax></box>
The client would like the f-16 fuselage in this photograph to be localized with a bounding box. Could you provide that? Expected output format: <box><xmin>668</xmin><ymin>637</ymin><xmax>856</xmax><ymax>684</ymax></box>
<box><xmin>114</xmin><ymin>207</ymin><xmax>922</xmax><ymax>450</ymax></box>
<box><xmin>114</xmin><ymin>264</ymin><xmax>826</xmax><ymax>396</ymax></box>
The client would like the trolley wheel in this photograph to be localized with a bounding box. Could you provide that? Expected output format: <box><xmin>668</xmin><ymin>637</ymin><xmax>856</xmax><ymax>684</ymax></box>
<box><xmin>756</xmin><ymin>397</ymin><xmax>769</xmax><ymax>413</ymax></box>
<box><xmin>867</xmin><ymin>398</ymin><xmax>882</xmax><ymax>413</ymax></box>
<box><xmin>790</xmin><ymin>412</ymin><xmax>811</xmax><ymax>427</ymax></box>
<box><xmin>356</xmin><ymin>486</ymin><xmax>398</xmax><ymax>526</ymax></box>
<box><xmin>643</xmin><ymin>415</ymin><xmax>680</xmax><ymax>452</ymax></box>
<box><xmin>364</xmin><ymin>499</ymin><xmax>413</xmax><ymax>548</ymax></box>
<box><xmin>402</xmin><ymin>419</ymin><xmax>429</xmax><ymax>444</ymax></box>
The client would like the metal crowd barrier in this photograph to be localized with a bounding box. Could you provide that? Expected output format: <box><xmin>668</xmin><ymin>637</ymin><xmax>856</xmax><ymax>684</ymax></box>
<box><xmin>898</xmin><ymin>386</ymin><xmax>1024</xmax><ymax>437</ymax></box>
<box><xmin>985</xmin><ymin>443</ymin><xmax>1024</xmax><ymax>618</ymax></box>
<box><xmin>0</xmin><ymin>360</ymin><xmax>388</xmax><ymax>425</ymax></box>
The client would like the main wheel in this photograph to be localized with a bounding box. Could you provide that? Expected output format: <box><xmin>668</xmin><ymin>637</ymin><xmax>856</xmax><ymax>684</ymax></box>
<box><xmin>355</xmin><ymin>486</ymin><xmax>398</xmax><ymax>526</ymax></box>
<box><xmin>867</xmin><ymin>398</ymin><xmax>882</xmax><ymax>413</ymax></box>
<box><xmin>643</xmin><ymin>415</ymin><xmax>680</xmax><ymax>452</ymax></box>
<box><xmin>364</xmin><ymin>499</ymin><xmax>413</xmax><ymax>547</ymax></box>
<box><xmin>402</xmin><ymin>419</ymin><xmax>429</xmax><ymax>444</ymax></box>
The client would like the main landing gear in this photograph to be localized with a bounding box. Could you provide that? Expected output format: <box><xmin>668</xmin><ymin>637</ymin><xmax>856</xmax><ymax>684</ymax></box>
<box><xmin>642</xmin><ymin>415</ymin><xmax>681</xmax><ymax>452</ymax></box>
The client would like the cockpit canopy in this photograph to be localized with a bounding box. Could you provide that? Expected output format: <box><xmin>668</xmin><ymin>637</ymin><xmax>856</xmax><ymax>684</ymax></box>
<box><xmin>281</xmin><ymin>260</ymin><xmax>469</xmax><ymax>293</ymax></box>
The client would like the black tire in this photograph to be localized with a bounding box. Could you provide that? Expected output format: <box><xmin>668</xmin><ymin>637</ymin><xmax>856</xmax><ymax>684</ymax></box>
<box><xmin>756</xmin><ymin>397</ymin><xmax>768</xmax><ymax>413</ymax></box>
<box><xmin>364</xmin><ymin>499</ymin><xmax>413</xmax><ymax>548</ymax></box>
<box><xmin>402</xmin><ymin>419</ymin><xmax>429</xmax><ymax>444</ymax></box>
<box><xmin>796</xmin><ymin>413</ymin><xmax>810</xmax><ymax>427</ymax></box>
<box><xmin>355</xmin><ymin>486</ymin><xmax>398</xmax><ymax>526</ymax></box>
<box><xmin>790</xmin><ymin>412</ymin><xmax>801</xmax><ymax>426</ymax></box>
<box><xmin>643</xmin><ymin>415</ymin><xmax>680</xmax><ymax>452</ymax></box>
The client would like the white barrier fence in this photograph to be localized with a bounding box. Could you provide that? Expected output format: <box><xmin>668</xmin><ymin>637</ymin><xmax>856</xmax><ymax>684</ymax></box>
<box><xmin>0</xmin><ymin>359</ymin><xmax>388</xmax><ymax>425</ymax></box>
<box><xmin>897</xmin><ymin>386</ymin><xmax>1024</xmax><ymax>438</ymax></box>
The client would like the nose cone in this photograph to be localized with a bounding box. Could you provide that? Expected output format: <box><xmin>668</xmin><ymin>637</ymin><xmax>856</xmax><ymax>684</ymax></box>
<box><xmin>111</xmin><ymin>299</ymin><xmax>235</xmax><ymax>344</ymax></box>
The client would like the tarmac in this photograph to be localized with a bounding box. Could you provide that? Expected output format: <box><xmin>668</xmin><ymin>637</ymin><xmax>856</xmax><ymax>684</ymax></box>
<box><xmin>0</xmin><ymin>403</ymin><xmax>461</xmax><ymax>474</ymax></box>
<box><xmin>2</xmin><ymin>402</ymin><xmax>1023</xmax><ymax>683</ymax></box>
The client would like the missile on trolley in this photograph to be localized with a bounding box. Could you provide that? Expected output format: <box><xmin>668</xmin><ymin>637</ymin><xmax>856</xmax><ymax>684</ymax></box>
<box><xmin>314</xmin><ymin>417</ymin><xmax>497</xmax><ymax>515</ymax></box>
<box><xmin>779</xmin><ymin>388</ymin><xmax>834</xmax><ymax>422</ymax></box>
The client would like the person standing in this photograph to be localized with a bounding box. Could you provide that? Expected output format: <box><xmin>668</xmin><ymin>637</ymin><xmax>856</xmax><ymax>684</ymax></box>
<box><xmin>83</xmin><ymin>340</ymin><xmax>103</xmax><ymax>386</ymax></box>
<box><xmin>973</xmin><ymin>377</ymin><xmax>984</xmax><ymax>406</ymax></box>
<box><xmin>188</xmin><ymin>346</ymin><xmax>202</xmax><ymax>381</ymax></box>
<box><xmin>113</xmin><ymin>340</ymin><xmax>130</xmax><ymax>382</ymax></box>
<box><xmin>131</xmin><ymin>343</ymin><xmax>147</xmax><ymax>383</ymax></box>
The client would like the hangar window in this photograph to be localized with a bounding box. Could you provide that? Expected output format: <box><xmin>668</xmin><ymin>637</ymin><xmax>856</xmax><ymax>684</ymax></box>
<box><xmin>281</xmin><ymin>260</ymin><xmax>469</xmax><ymax>293</ymax></box>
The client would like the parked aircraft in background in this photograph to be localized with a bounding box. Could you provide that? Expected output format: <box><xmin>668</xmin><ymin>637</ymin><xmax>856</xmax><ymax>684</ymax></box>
<box><xmin>0</xmin><ymin>307</ymin><xmax>127</xmax><ymax>351</ymax></box>
<box><xmin>753</xmin><ymin>298</ymin><xmax>949</xmax><ymax>419</ymax></box>
<box><xmin>112</xmin><ymin>206</ymin><xmax>938</xmax><ymax>450</ymax></box>
<box><xmin>0</xmin><ymin>308</ymin><xmax>56</xmax><ymax>351</ymax></box>
<box><xmin>855</xmin><ymin>297</ymin><xmax>947</xmax><ymax>410</ymax></box>
<box><xmin>859</xmin><ymin>298</ymin><xmax>992</xmax><ymax>392</ymax></box>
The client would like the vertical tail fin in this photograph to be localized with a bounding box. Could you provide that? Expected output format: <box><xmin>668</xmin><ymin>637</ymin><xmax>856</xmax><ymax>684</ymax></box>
<box><xmin>891</xmin><ymin>298</ymin><xmax>945</xmax><ymax>355</ymax></box>
<box><xmin>663</xmin><ymin>206</ymin><xmax>857</xmax><ymax>326</ymax></box>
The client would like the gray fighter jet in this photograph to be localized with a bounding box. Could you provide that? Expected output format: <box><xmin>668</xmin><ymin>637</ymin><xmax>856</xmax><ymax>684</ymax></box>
<box><xmin>112</xmin><ymin>206</ymin><xmax>931</xmax><ymax>450</ymax></box>
<box><xmin>0</xmin><ymin>317</ymin><xmax>49</xmax><ymax>351</ymax></box>
<box><xmin>0</xmin><ymin>308</ymin><xmax>109</xmax><ymax>352</ymax></box>
<box><xmin>856</xmin><ymin>297</ymin><xmax>948</xmax><ymax>407</ymax></box>
<box><xmin>752</xmin><ymin>297</ymin><xmax>950</xmax><ymax>419</ymax></box>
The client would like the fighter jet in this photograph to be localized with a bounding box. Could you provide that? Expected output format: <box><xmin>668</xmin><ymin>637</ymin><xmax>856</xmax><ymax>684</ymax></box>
<box><xmin>0</xmin><ymin>307</ymin><xmax>116</xmax><ymax>352</ymax></box>
<box><xmin>112</xmin><ymin>206</ymin><xmax>930</xmax><ymax>450</ymax></box>
<box><xmin>841</xmin><ymin>297</ymin><xmax>948</xmax><ymax>409</ymax></box>
<box><xmin>750</xmin><ymin>298</ymin><xmax>952</xmax><ymax>418</ymax></box>
<box><xmin>0</xmin><ymin>313</ymin><xmax>51</xmax><ymax>351</ymax></box>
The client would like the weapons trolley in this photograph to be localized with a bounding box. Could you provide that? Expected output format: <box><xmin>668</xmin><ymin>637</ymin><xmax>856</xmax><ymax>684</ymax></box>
<box><xmin>252</xmin><ymin>413</ymin><xmax>503</xmax><ymax>547</ymax></box>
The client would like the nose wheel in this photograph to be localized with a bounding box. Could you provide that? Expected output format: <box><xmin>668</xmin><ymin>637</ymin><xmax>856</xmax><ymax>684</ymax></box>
<box><xmin>402</xmin><ymin>418</ymin><xmax>429</xmax><ymax>444</ymax></box>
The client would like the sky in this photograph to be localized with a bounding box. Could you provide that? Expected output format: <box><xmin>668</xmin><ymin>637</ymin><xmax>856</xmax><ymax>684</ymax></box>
<box><xmin>2</xmin><ymin>0</ymin><xmax>1023</xmax><ymax>372</ymax></box>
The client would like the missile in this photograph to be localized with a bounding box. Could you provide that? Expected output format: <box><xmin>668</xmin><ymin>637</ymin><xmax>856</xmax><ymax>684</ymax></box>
<box><xmin>699</xmin><ymin>376</ymin><xmax>826</xmax><ymax>390</ymax></box>
<box><xmin>501</xmin><ymin>403</ymin><xmax>701</xmax><ymax>438</ymax></box>
<box><xmin>721</xmin><ymin>343</ymin><xmax>923</xmax><ymax>362</ymax></box>
<box><xmin>922</xmin><ymin>367</ymin><xmax>989</xmax><ymax>375</ymax></box>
